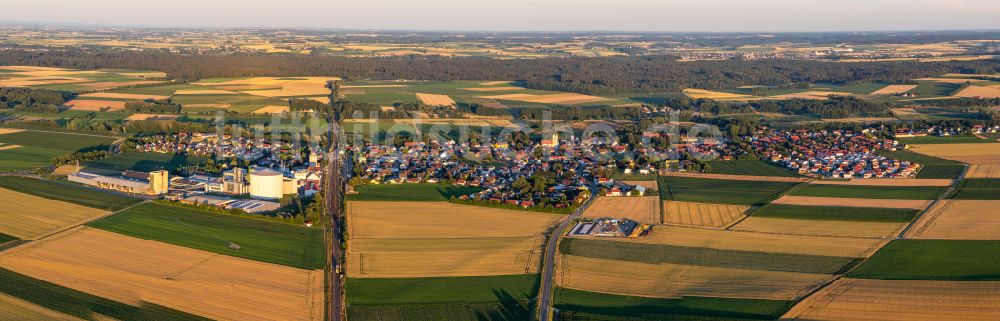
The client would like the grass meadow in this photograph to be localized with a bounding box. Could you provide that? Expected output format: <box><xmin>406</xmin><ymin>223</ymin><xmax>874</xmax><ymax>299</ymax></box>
<box><xmin>0</xmin><ymin>176</ymin><xmax>140</xmax><ymax>211</ymax></box>
<box><xmin>87</xmin><ymin>202</ymin><xmax>324</xmax><ymax>269</ymax></box>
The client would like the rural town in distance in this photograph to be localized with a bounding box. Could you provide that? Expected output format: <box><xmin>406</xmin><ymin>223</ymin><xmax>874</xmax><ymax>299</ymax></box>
<box><xmin>1</xmin><ymin>1</ymin><xmax>1000</xmax><ymax>320</ymax></box>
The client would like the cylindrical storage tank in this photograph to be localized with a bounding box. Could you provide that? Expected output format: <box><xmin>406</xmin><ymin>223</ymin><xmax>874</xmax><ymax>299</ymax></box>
<box><xmin>249</xmin><ymin>168</ymin><xmax>283</xmax><ymax>200</ymax></box>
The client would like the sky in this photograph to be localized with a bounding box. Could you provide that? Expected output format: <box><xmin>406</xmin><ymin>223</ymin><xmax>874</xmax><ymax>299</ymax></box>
<box><xmin>1</xmin><ymin>0</ymin><xmax>999</xmax><ymax>32</ymax></box>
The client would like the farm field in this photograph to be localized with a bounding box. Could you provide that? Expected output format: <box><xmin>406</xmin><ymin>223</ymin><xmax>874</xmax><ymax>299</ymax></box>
<box><xmin>346</xmin><ymin>201</ymin><xmax>561</xmax><ymax>239</ymax></box>
<box><xmin>345</xmin><ymin>274</ymin><xmax>538</xmax><ymax>321</ymax></box>
<box><xmin>769</xmin><ymin>195</ymin><xmax>931</xmax><ymax>209</ymax></box>
<box><xmin>613</xmin><ymin>225</ymin><xmax>885</xmax><ymax>257</ymax></box>
<box><xmin>0</xmin><ymin>176</ymin><xmax>140</xmax><ymax>211</ymax></box>
<box><xmin>751</xmin><ymin>204</ymin><xmax>919</xmax><ymax>222</ymax></box>
<box><xmin>662</xmin><ymin>200</ymin><xmax>749</xmax><ymax>228</ymax></box>
<box><xmin>908</xmin><ymin>143</ymin><xmax>1000</xmax><ymax>178</ymax></box>
<box><xmin>554</xmin><ymin>287</ymin><xmax>792</xmax><ymax>321</ymax></box>
<box><xmin>0</xmin><ymin>268</ymin><xmax>206</xmax><ymax>321</ymax></box>
<box><xmin>0</xmin><ymin>227</ymin><xmax>324</xmax><ymax>321</ymax></box>
<box><xmin>560</xmin><ymin>237</ymin><xmax>856</xmax><ymax>274</ymax></box>
<box><xmin>87</xmin><ymin>202</ymin><xmax>324</xmax><ymax>269</ymax></box>
<box><xmin>897</xmin><ymin>135</ymin><xmax>991</xmax><ymax>144</ymax></box>
<box><xmin>871</xmin><ymin>84</ymin><xmax>918</xmax><ymax>95</ymax></box>
<box><xmin>704</xmin><ymin>160</ymin><xmax>799</xmax><ymax>177</ymax></box>
<box><xmin>556</xmin><ymin>255</ymin><xmax>831</xmax><ymax>300</ymax></box>
<box><xmin>0</xmin><ymin>66</ymin><xmax>166</xmax><ymax>91</ymax></box>
<box><xmin>0</xmin><ymin>292</ymin><xmax>84</xmax><ymax>321</ymax></box>
<box><xmin>786</xmin><ymin>184</ymin><xmax>946</xmax><ymax>200</ymax></box>
<box><xmin>334</xmin><ymin>80</ymin><xmax>628</xmax><ymax>107</ymax></box>
<box><xmin>950</xmin><ymin>178</ymin><xmax>1000</xmax><ymax>199</ymax></box>
<box><xmin>0</xmin><ymin>129</ymin><xmax>117</xmax><ymax>172</ymax></box>
<box><xmin>582</xmin><ymin>196</ymin><xmax>660</xmax><ymax>224</ymax></box>
<box><xmin>0</xmin><ymin>233</ymin><xmax>15</xmax><ymax>245</ymax></box>
<box><xmin>878</xmin><ymin>149</ymin><xmax>966</xmax><ymax>177</ymax></box>
<box><xmin>345</xmin><ymin>201</ymin><xmax>558</xmax><ymax>277</ymax></box>
<box><xmin>906</xmin><ymin>200</ymin><xmax>1000</xmax><ymax>239</ymax></box>
<box><xmin>683</xmin><ymin>88</ymin><xmax>761</xmax><ymax>101</ymax></box>
<box><xmin>850</xmin><ymin>240</ymin><xmax>1000</xmax><ymax>280</ymax></box>
<box><xmin>0</xmin><ymin>188</ymin><xmax>108</xmax><ymax>239</ymax></box>
<box><xmin>732</xmin><ymin>217</ymin><xmax>906</xmax><ymax>238</ymax></box>
<box><xmin>346</xmin><ymin>184</ymin><xmax>480</xmax><ymax>202</ymax></box>
<box><xmin>810</xmin><ymin>178</ymin><xmax>954</xmax><ymax>187</ymax></box>
<box><xmin>783</xmin><ymin>278</ymin><xmax>1000</xmax><ymax>321</ymax></box>
<box><xmin>658</xmin><ymin>175</ymin><xmax>798</xmax><ymax>205</ymax></box>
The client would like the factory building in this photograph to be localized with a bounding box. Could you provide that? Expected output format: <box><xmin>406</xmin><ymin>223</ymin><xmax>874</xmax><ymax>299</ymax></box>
<box><xmin>248</xmin><ymin>167</ymin><xmax>284</xmax><ymax>200</ymax></box>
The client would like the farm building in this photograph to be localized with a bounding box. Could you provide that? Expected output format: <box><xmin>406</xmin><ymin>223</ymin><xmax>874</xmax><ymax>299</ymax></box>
<box><xmin>571</xmin><ymin>218</ymin><xmax>652</xmax><ymax>238</ymax></box>
<box><xmin>68</xmin><ymin>170</ymin><xmax>169</xmax><ymax>196</ymax></box>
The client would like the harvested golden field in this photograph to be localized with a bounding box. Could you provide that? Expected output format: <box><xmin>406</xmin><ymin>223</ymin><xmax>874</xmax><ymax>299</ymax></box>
<box><xmin>117</xmin><ymin>71</ymin><xmax>167</xmax><ymax>78</ymax></box>
<box><xmin>173</xmin><ymin>89</ymin><xmax>239</xmax><ymax>95</ymax></box>
<box><xmin>663</xmin><ymin>200</ymin><xmax>750</xmax><ymax>228</ymax></box>
<box><xmin>79</xmin><ymin>92</ymin><xmax>170</xmax><ymax>100</ymax></box>
<box><xmin>0</xmin><ymin>188</ymin><xmax>108</xmax><ymax>239</ymax></box>
<box><xmin>557</xmin><ymin>255</ymin><xmax>831</xmax><ymax>300</ymax></box>
<box><xmin>954</xmin><ymin>85</ymin><xmax>1000</xmax><ymax>99</ymax></box>
<box><xmin>582</xmin><ymin>197</ymin><xmax>661</xmax><ymax>224</ymax></box>
<box><xmin>772</xmin><ymin>195</ymin><xmax>931</xmax><ymax>210</ymax></box>
<box><xmin>906</xmin><ymin>200</ymin><xmax>1000</xmax><ymax>240</ymax></box>
<box><xmin>682</xmin><ymin>89</ymin><xmax>760</xmax><ymax>101</ymax></box>
<box><xmin>346</xmin><ymin>237</ymin><xmax>542</xmax><ymax>278</ymax></box>
<box><xmin>782</xmin><ymin>278</ymin><xmax>1000</xmax><ymax>321</ymax></box>
<box><xmin>622</xmin><ymin>180</ymin><xmax>658</xmax><ymax>191</ymax></box>
<box><xmin>968</xmin><ymin>164</ymin><xmax>1000</xmax><ymax>178</ymax></box>
<box><xmin>480</xmin><ymin>93</ymin><xmax>611</xmax><ymax>104</ymax></box>
<box><xmin>0</xmin><ymin>128</ymin><xmax>24</xmax><ymax>135</ymax></box>
<box><xmin>346</xmin><ymin>201</ymin><xmax>561</xmax><ymax>239</ymax></box>
<box><xmin>661</xmin><ymin>171</ymin><xmax>809</xmax><ymax>182</ymax></box>
<box><xmin>462</xmin><ymin>86</ymin><xmax>524</xmax><ymax>92</ymax></box>
<box><xmin>810</xmin><ymin>178</ymin><xmax>954</xmax><ymax>187</ymax></box>
<box><xmin>346</xmin><ymin>202</ymin><xmax>558</xmax><ymax>277</ymax></box>
<box><xmin>479</xmin><ymin>81</ymin><xmax>511</xmax><ymax>86</ymax></box>
<box><xmin>124</xmin><ymin>114</ymin><xmax>178</xmax><ymax>121</ymax></box>
<box><xmin>195</xmin><ymin>77</ymin><xmax>341</xmax><ymax>87</ymax></box>
<box><xmin>415</xmin><ymin>93</ymin><xmax>457</xmax><ymax>106</ymax></box>
<box><xmin>909</xmin><ymin>143</ymin><xmax>1000</xmax><ymax>169</ymax></box>
<box><xmin>0</xmin><ymin>145</ymin><xmax>21</xmax><ymax>151</ymax></box>
<box><xmin>0</xmin><ymin>66</ymin><xmax>68</xmax><ymax>72</ymax></box>
<box><xmin>770</xmin><ymin>91</ymin><xmax>853</xmax><ymax>100</ymax></box>
<box><xmin>253</xmin><ymin>105</ymin><xmax>291</xmax><ymax>114</ymax></box>
<box><xmin>613</xmin><ymin>225</ymin><xmax>886</xmax><ymax>257</ymax></box>
<box><xmin>732</xmin><ymin>217</ymin><xmax>906</xmax><ymax>238</ymax></box>
<box><xmin>871</xmin><ymin>84</ymin><xmax>918</xmax><ymax>95</ymax></box>
<box><xmin>0</xmin><ymin>78</ymin><xmax>89</xmax><ymax>87</ymax></box>
<box><xmin>0</xmin><ymin>227</ymin><xmax>324</xmax><ymax>321</ymax></box>
<box><xmin>0</xmin><ymin>293</ymin><xmax>83</xmax><ymax>321</ymax></box>
<box><xmin>65</xmin><ymin>100</ymin><xmax>126</xmax><ymax>111</ymax></box>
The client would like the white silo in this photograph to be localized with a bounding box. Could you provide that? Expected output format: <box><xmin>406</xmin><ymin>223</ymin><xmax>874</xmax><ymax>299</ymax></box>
<box><xmin>249</xmin><ymin>168</ymin><xmax>284</xmax><ymax>200</ymax></box>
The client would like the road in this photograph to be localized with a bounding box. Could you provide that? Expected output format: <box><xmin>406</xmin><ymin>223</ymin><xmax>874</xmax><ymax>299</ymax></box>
<box><xmin>537</xmin><ymin>185</ymin><xmax>597</xmax><ymax>321</ymax></box>
<box><xmin>325</xmin><ymin>133</ymin><xmax>346</xmax><ymax>321</ymax></box>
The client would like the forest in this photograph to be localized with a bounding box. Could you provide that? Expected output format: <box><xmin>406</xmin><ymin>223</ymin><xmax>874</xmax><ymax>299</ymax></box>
<box><xmin>2</xmin><ymin>49</ymin><xmax>999</xmax><ymax>96</ymax></box>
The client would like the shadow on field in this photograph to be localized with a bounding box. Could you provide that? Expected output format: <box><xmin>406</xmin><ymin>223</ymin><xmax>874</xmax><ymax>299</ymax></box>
<box><xmin>473</xmin><ymin>289</ymin><xmax>531</xmax><ymax>321</ymax></box>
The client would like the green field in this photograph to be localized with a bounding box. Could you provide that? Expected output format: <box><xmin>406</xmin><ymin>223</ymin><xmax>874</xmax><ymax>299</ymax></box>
<box><xmin>554</xmin><ymin>288</ymin><xmax>793</xmax><ymax>321</ymax></box>
<box><xmin>346</xmin><ymin>274</ymin><xmax>539</xmax><ymax>305</ymax></box>
<box><xmin>877</xmin><ymin>149</ymin><xmax>966</xmax><ymax>179</ymax></box>
<box><xmin>0</xmin><ymin>232</ymin><xmax>16</xmax><ymax>244</ymax></box>
<box><xmin>658</xmin><ymin>176</ymin><xmax>798</xmax><ymax>205</ymax></box>
<box><xmin>704</xmin><ymin>160</ymin><xmax>799</xmax><ymax>177</ymax></box>
<box><xmin>908</xmin><ymin>82</ymin><xmax>961</xmax><ymax>97</ymax></box>
<box><xmin>950</xmin><ymin>178</ymin><xmax>1000</xmax><ymax>199</ymax></box>
<box><xmin>85</xmin><ymin>150</ymin><xmax>209</xmax><ymax>172</ymax></box>
<box><xmin>787</xmin><ymin>184</ymin><xmax>946</xmax><ymax>200</ymax></box>
<box><xmin>850</xmin><ymin>240</ymin><xmax>1000</xmax><ymax>280</ymax></box>
<box><xmin>897</xmin><ymin>135</ymin><xmax>991</xmax><ymax>145</ymax></box>
<box><xmin>0</xmin><ymin>176</ymin><xmax>141</xmax><ymax>211</ymax></box>
<box><xmin>347</xmin><ymin>184</ymin><xmax>481</xmax><ymax>202</ymax></box>
<box><xmin>560</xmin><ymin>238</ymin><xmax>855</xmax><ymax>274</ymax></box>
<box><xmin>0</xmin><ymin>268</ymin><xmax>208</xmax><ymax>321</ymax></box>
<box><xmin>750</xmin><ymin>204</ymin><xmax>919</xmax><ymax>222</ymax></box>
<box><xmin>0</xmin><ymin>129</ymin><xmax>117</xmax><ymax>171</ymax></box>
<box><xmin>87</xmin><ymin>202</ymin><xmax>324</xmax><ymax>269</ymax></box>
<box><xmin>346</xmin><ymin>274</ymin><xmax>538</xmax><ymax>321</ymax></box>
